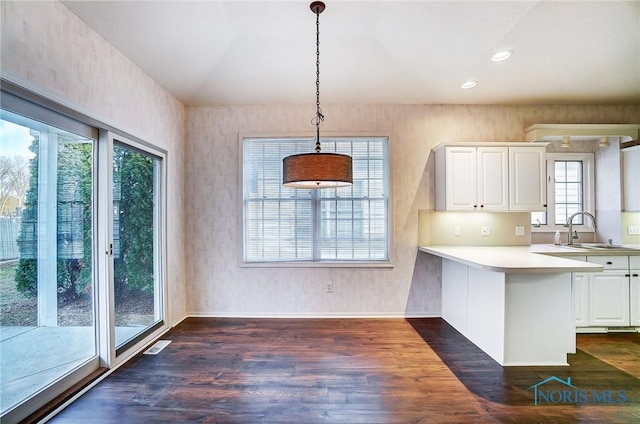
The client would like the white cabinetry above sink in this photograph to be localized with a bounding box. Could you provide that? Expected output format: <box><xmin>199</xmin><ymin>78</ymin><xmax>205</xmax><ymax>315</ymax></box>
<box><xmin>434</xmin><ymin>143</ymin><xmax>546</xmax><ymax>212</ymax></box>
<box><xmin>622</xmin><ymin>145</ymin><xmax>640</xmax><ymax>212</ymax></box>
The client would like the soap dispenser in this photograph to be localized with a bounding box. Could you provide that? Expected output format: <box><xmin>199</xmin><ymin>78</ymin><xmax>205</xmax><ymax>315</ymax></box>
<box><xmin>553</xmin><ymin>231</ymin><xmax>562</xmax><ymax>245</ymax></box>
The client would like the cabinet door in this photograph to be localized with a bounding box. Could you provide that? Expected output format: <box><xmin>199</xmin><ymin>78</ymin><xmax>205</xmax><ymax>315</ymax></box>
<box><xmin>630</xmin><ymin>270</ymin><xmax>640</xmax><ymax>326</ymax></box>
<box><xmin>586</xmin><ymin>255</ymin><xmax>629</xmax><ymax>270</ymax></box>
<box><xmin>622</xmin><ymin>145</ymin><xmax>640</xmax><ymax>211</ymax></box>
<box><xmin>573</xmin><ymin>272</ymin><xmax>589</xmax><ymax>327</ymax></box>
<box><xmin>509</xmin><ymin>146</ymin><xmax>546</xmax><ymax>211</ymax></box>
<box><xmin>477</xmin><ymin>147</ymin><xmax>508</xmax><ymax>211</ymax></box>
<box><xmin>589</xmin><ymin>271</ymin><xmax>630</xmax><ymax>326</ymax></box>
<box><xmin>445</xmin><ymin>147</ymin><xmax>477</xmax><ymax>210</ymax></box>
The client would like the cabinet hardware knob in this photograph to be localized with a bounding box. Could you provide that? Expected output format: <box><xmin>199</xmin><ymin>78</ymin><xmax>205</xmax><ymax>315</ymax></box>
<box><xmin>633</xmin><ymin>274</ymin><xmax>639</xmax><ymax>277</ymax></box>
<box><xmin>606</xmin><ymin>261</ymin><xmax>613</xmax><ymax>265</ymax></box>
<box><xmin>626</xmin><ymin>274</ymin><xmax>631</xmax><ymax>277</ymax></box>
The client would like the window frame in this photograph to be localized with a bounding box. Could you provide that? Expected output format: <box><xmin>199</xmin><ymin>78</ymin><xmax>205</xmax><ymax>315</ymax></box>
<box><xmin>239</xmin><ymin>133</ymin><xmax>393</xmax><ymax>268</ymax></box>
<box><xmin>532</xmin><ymin>152</ymin><xmax>595</xmax><ymax>233</ymax></box>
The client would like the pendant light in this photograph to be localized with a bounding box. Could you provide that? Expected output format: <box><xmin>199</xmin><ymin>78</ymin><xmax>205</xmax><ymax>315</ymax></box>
<box><xmin>283</xmin><ymin>1</ymin><xmax>353</xmax><ymax>189</ymax></box>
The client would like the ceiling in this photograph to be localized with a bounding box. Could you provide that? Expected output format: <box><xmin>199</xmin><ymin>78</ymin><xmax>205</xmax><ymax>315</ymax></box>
<box><xmin>61</xmin><ymin>0</ymin><xmax>640</xmax><ymax>106</ymax></box>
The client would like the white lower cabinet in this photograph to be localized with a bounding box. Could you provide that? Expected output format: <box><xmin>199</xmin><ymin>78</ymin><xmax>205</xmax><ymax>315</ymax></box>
<box><xmin>630</xmin><ymin>256</ymin><xmax>640</xmax><ymax>326</ymax></box>
<box><xmin>588</xmin><ymin>271</ymin><xmax>630</xmax><ymax>326</ymax></box>
<box><xmin>573</xmin><ymin>272</ymin><xmax>590</xmax><ymax>327</ymax></box>
<box><xmin>569</xmin><ymin>255</ymin><xmax>640</xmax><ymax>331</ymax></box>
<box><xmin>587</xmin><ymin>256</ymin><xmax>630</xmax><ymax>327</ymax></box>
<box><xmin>630</xmin><ymin>273</ymin><xmax>640</xmax><ymax>326</ymax></box>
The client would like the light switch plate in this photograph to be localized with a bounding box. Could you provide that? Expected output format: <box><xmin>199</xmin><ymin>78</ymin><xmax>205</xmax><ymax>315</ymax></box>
<box><xmin>481</xmin><ymin>226</ymin><xmax>491</xmax><ymax>236</ymax></box>
<box><xmin>454</xmin><ymin>226</ymin><xmax>461</xmax><ymax>237</ymax></box>
<box><xmin>628</xmin><ymin>225</ymin><xmax>640</xmax><ymax>235</ymax></box>
<box><xmin>515</xmin><ymin>226</ymin><xmax>525</xmax><ymax>236</ymax></box>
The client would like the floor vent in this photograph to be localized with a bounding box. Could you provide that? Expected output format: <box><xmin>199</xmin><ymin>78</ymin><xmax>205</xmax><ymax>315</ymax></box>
<box><xmin>606</xmin><ymin>327</ymin><xmax>635</xmax><ymax>333</ymax></box>
<box><xmin>143</xmin><ymin>340</ymin><xmax>172</xmax><ymax>355</ymax></box>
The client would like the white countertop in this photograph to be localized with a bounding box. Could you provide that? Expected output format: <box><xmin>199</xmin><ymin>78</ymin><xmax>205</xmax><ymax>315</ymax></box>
<box><xmin>418</xmin><ymin>245</ymin><xmax>604</xmax><ymax>274</ymax></box>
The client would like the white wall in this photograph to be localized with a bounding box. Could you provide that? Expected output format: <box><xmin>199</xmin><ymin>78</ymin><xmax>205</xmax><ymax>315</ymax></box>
<box><xmin>4</xmin><ymin>1</ymin><xmax>639</xmax><ymax>320</ymax></box>
<box><xmin>185</xmin><ymin>104</ymin><xmax>640</xmax><ymax>317</ymax></box>
<box><xmin>1</xmin><ymin>0</ymin><xmax>187</xmax><ymax>324</ymax></box>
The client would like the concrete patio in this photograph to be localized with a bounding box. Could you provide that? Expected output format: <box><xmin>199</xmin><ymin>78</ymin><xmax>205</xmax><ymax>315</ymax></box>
<box><xmin>0</xmin><ymin>325</ymin><xmax>141</xmax><ymax>414</ymax></box>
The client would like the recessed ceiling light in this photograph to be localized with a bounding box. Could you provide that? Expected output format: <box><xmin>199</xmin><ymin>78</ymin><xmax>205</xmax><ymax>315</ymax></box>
<box><xmin>461</xmin><ymin>81</ymin><xmax>477</xmax><ymax>89</ymax></box>
<box><xmin>492</xmin><ymin>50</ymin><xmax>514</xmax><ymax>62</ymax></box>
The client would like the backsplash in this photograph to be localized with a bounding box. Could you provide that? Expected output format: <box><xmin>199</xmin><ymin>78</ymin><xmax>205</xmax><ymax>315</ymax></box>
<box><xmin>419</xmin><ymin>212</ymin><xmax>640</xmax><ymax>247</ymax></box>
<box><xmin>419</xmin><ymin>210</ymin><xmax>532</xmax><ymax>246</ymax></box>
<box><xmin>622</xmin><ymin>212</ymin><xmax>640</xmax><ymax>244</ymax></box>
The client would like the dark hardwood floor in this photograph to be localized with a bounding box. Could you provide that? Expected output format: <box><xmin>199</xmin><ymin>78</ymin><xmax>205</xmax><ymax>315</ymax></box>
<box><xmin>47</xmin><ymin>318</ymin><xmax>640</xmax><ymax>423</ymax></box>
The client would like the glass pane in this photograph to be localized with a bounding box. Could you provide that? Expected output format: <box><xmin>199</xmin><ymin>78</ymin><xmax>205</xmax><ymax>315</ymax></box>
<box><xmin>243</xmin><ymin>136</ymin><xmax>389</xmax><ymax>262</ymax></box>
<box><xmin>555</xmin><ymin>161</ymin><xmax>567</xmax><ymax>182</ymax></box>
<box><xmin>531</xmin><ymin>211</ymin><xmax>547</xmax><ymax>226</ymax></box>
<box><xmin>555</xmin><ymin>204</ymin><xmax>568</xmax><ymax>225</ymax></box>
<box><xmin>564</xmin><ymin>183</ymin><xmax>581</xmax><ymax>203</ymax></box>
<box><xmin>554</xmin><ymin>160</ymin><xmax>583</xmax><ymax>226</ymax></box>
<box><xmin>0</xmin><ymin>113</ymin><xmax>96</xmax><ymax>414</ymax></box>
<box><xmin>112</xmin><ymin>143</ymin><xmax>162</xmax><ymax>348</ymax></box>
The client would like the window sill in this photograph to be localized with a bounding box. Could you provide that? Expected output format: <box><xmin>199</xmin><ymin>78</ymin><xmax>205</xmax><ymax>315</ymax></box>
<box><xmin>241</xmin><ymin>261</ymin><xmax>394</xmax><ymax>268</ymax></box>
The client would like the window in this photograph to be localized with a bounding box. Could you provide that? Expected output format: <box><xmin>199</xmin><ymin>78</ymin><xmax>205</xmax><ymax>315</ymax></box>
<box><xmin>1</xmin><ymin>85</ymin><xmax>167</xmax><ymax>422</ymax></box>
<box><xmin>242</xmin><ymin>136</ymin><xmax>391</xmax><ymax>265</ymax></box>
<box><xmin>532</xmin><ymin>153</ymin><xmax>594</xmax><ymax>229</ymax></box>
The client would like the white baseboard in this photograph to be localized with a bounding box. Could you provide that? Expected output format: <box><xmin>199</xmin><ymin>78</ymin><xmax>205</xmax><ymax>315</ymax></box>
<box><xmin>184</xmin><ymin>312</ymin><xmax>441</xmax><ymax>319</ymax></box>
<box><xmin>169</xmin><ymin>314</ymin><xmax>189</xmax><ymax>328</ymax></box>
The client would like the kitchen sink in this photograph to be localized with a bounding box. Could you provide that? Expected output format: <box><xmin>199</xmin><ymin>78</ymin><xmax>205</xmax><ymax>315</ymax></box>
<box><xmin>559</xmin><ymin>243</ymin><xmax>640</xmax><ymax>252</ymax></box>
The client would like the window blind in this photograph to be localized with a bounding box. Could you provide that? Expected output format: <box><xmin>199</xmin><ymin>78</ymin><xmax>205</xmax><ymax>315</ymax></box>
<box><xmin>243</xmin><ymin>136</ymin><xmax>390</xmax><ymax>263</ymax></box>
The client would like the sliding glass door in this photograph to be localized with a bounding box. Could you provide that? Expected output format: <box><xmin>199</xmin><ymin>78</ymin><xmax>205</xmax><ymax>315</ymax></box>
<box><xmin>111</xmin><ymin>141</ymin><xmax>164</xmax><ymax>351</ymax></box>
<box><xmin>1</xmin><ymin>88</ymin><xmax>166</xmax><ymax>423</ymax></box>
<box><xmin>0</xmin><ymin>109</ymin><xmax>99</xmax><ymax>420</ymax></box>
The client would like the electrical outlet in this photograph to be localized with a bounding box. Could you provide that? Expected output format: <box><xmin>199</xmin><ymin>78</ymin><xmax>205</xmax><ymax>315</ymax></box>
<box><xmin>515</xmin><ymin>226</ymin><xmax>525</xmax><ymax>236</ymax></box>
<box><xmin>481</xmin><ymin>226</ymin><xmax>491</xmax><ymax>236</ymax></box>
<box><xmin>628</xmin><ymin>225</ymin><xmax>640</xmax><ymax>235</ymax></box>
<box><xmin>326</xmin><ymin>282</ymin><xmax>334</xmax><ymax>293</ymax></box>
<box><xmin>454</xmin><ymin>226</ymin><xmax>461</xmax><ymax>237</ymax></box>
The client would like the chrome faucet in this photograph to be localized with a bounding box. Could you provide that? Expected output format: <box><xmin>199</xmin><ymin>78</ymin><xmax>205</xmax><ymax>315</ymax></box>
<box><xmin>565</xmin><ymin>212</ymin><xmax>597</xmax><ymax>245</ymax></box>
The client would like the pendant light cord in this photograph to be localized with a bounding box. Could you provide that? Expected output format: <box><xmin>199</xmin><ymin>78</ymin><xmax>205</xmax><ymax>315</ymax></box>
<box><xmin>311</xmin><ymin>4</ymin><xmax>324</xmax><ymax>153</ymax></box>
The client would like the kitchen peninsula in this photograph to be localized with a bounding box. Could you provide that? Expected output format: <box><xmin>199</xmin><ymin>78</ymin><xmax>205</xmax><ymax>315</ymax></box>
<box><xmin>419</xmin><ymin>246</ymin><xmax>603</xmax><ymax>366</ymax></box>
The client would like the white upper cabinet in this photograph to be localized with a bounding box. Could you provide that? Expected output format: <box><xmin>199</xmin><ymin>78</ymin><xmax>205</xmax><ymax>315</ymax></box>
<box><xmin>435</xmin><ymin>143</ymin><xmax>545</xmax><ymax>212</ymax></box>
<box><xmin>477</xmin><ymin>147</ymin><xmax>509</xmax><ymax>211</ymax></box>
<box><xmin>509</xmin><ymin>146</ymin><xmax>546</xmax><ymax>211</ymax></box>
<box><xmin>442</xmin><ymin>146</ymin><xmax>477</xmax><ymax>210</ymax></box>
<box><xmin>622</xmin><ymin>145</ymin><xmax>640</xmax><ymax>211</ymax></box>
